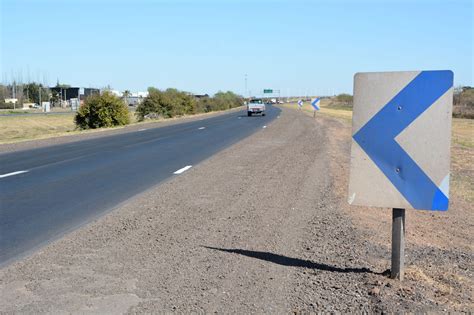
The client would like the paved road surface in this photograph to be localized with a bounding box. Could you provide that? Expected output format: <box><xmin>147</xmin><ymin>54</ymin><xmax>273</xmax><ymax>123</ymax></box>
<box><xmin>0</xmin><ymin>106</ymin><xmax>280</xmax><ymax>265</ymax></box>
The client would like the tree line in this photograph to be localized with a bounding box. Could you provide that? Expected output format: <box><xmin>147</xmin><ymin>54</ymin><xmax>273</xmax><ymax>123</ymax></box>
<box><xmin>0</xmin><ymin>83</ymin><xmax>50</xmax><ymax>109</ymax></box>
<box><xmin>135</xmin><ymin>88</ymin><xmax>243</xmax><ymax>121</ymax></box>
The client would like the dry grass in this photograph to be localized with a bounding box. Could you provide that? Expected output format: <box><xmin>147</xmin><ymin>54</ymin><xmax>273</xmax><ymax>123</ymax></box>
<box><xmin>0</xmin><ymin>107</ymin><xmax>73</xmax><ymax>115</ymax></box>
<box><xmin>452</xmin><ymin>118</ymin><xmax>473</xmax><ymax>148</ymax></box>
<box><xmin>0</xmin><ymin>114</ymin><xmax>77</xmax><ymax>144</ymax></box>
<box><xmin>0</xmin><ymin>113</ymin><xmax>145</xmax><ymax>144</ymax></box>
<box><xmin>450</xmin><ymin>118</ymin><xmax>474</xmax><ymax>203</ymax></box>
<box><xmin>280</xmin><ymin>100</ymin><xmax>352</xmax><ymax>122</ymax></box>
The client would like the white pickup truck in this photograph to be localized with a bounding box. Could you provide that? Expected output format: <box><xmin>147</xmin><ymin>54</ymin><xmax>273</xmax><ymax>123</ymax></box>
<box><xmin>247</xmin><ymin>99</ymin><xmax>266</xmax><ymax>117</ymax></box>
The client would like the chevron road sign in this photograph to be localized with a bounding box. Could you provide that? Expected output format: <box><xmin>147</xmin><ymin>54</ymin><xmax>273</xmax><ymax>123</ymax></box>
<box><xmin>311</xmin><ymin>98</ymin><xmax>320</xmax><ymax>110</ymax></box>
<box><xmin>348</xmin><ymin>70</ymin><xmax>454</xmax><ymax>211</ymax></box>
<box><xmin>297</xmin><ymin>100</ymin><xmax>303</xmax><ymax>108</ymax></box>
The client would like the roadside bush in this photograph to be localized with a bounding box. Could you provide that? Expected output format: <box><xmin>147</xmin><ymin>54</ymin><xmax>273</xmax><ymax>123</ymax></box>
<box><xmin>212</xmin><ymin>91</ymin><xmax>243</xmax><ymax>110</ymax></box>
<box><xmin>135</xmin><ymin>87</ymin><xmax>164</xmax><ymax>120</ymax></box>
<box><xmin>136</xmin><ymin>88</ymin><xmax>196</xmax><ymax>121</ymax></box>
<box><xmin>327</xmin><ymin>93</ymin><xmax>353</xmax><ymax>109</ymax></box>
<box><xmin>75</xmin><ymin>91</ymin><xmax>130</xmax><ymax>129</ymax></box>
<box><xmin>0</xmin><ymin>101</ymin><xmax>15</xmax><ymax>109</ymax></box>
<box><xmin>136</xmin><ymin>88</ymin><xmax>243</xmax><ymax>121</ymax></box>
<box><xmin>335</xmin><ymin>93</ymin><xmax>353</xmax><ymax>106</ymax></box>
<box><xmin>194</xmin><ymin>91</ymin><xmax>243</xmax><ymax>113</ymax></box>
<box><xmin>453</xmin><ymin>87</ymin><xmax>474</xmax><ymax>119</ymax></box>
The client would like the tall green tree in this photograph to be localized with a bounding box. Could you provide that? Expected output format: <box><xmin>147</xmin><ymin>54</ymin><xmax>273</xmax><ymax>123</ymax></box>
<box><xmin>123</xmin><ymin>90</ymin><xmax>131</xmax><ymax>105</ymax></box>
<box><xmin>23</xmin><ymin>83</ymin><xmax>50</xmax><ymax>104</ymax></box>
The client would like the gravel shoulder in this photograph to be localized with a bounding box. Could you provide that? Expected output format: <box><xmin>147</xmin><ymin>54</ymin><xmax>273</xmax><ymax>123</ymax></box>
<box><xmin>0</xmin><ymin>107</ymin><xmax>472</xmax><ymax>313</ymax></box>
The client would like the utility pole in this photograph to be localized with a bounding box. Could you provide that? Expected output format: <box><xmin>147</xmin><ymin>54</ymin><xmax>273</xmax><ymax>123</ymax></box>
<box><xmin>12</xmin><ymin>82</ymin><xmax>16</xmax><ymax>109</ymax></box>
<box><xmin>245</xmin><ymin>74</ymin><xmax>248</xmax><ymax>99</ymax></box>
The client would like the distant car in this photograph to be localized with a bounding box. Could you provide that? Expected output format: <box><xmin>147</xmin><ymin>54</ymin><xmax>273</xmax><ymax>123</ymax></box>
<box><xmin>31</xmin><ymin>104</ymin><xmax>41</xmax><ymax>109</ymax></box>
<box><xmin>247</xmin><ymin>99</ymin><xmax>266</xmax><ymax>117</ymax></box>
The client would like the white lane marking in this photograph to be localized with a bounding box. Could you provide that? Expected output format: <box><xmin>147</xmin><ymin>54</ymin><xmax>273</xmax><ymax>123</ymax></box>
<box><xmin>263</xmin><ymin>125</ymin><xmax>267</xmax><ymax>129</ymax></box>
<box><xmin>138</xmin><ymin>128</ymin><xmax>147</xmax><ymax>131</ymax></box>
<box><xmin>238</xmin><ymin>117</ymin><xmax>242</xmax><ymax>119</ymax></box>
<box><xmin>0</xmin><ymin>170</ymin><xmax>29</xmax><ymax>178</ymax></box>
<box><xmin>173</xmin><ymin>165</ymin><xmax>192</xmax><ymax>174</ymax></box>
<box><xmin>277</xmin><ymin>116</ymin><xmax>280</xmax><ymax>118</ymax></box>
<box><xmin>198</xmin><ymin>127</ymin><xmax>206</xmax><ymax>130</ymax></box>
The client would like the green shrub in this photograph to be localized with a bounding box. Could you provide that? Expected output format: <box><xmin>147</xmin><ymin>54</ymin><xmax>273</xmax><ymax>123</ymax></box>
<box><xmin>135</xmin><ymin>88</ymin><xmax>196</xmax><ymax>121</ymax></box>
<box><xmin>452</xmin><ymin>87</ymin><xmax>473</xmax><ymax>119</ymax></box>
<box><xmin>194</xmin><ymin>91</ymin><xmax>243</xmax><ymax>113</ymax></box>
<box><xmin>135</xmin><ymin>87</ymin><xmax>163</xmax><ymax>120</ymax></box>
<box><xmin>0</xmin><ymin>101</ymin><xmax>15</xmax><ymax>109</ymax></box>
<box><xmin>335</xmin><ymin>93</ymin><xmax>353</xmax><ymax>105</ymax></box>
<box><xmin>75</xmin><ymin>91</ymin><xmax>130</xmax><ymax>129</ymax></box>
<box><xmin>327</xmin><ymin>93</ymin><xmax>353</xmax><ymax>109</ymax></box>
<box><xmin>136</xmin><ymin>88</ymin><xmax>243</xmax><ymax>121</ymax></box>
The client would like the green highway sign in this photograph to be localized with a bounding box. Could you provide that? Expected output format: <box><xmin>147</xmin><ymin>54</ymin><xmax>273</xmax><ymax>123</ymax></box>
<box><xmin>263</xmin><ymin>89</ymin><xmax>273</xmax><ymax>93</ymax></box>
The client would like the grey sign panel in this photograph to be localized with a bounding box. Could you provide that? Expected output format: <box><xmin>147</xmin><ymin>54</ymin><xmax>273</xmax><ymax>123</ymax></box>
<box><xmin>348</xmin><ymin>71</ymin><xmax>453</xmax><ymax>211</ymax></box>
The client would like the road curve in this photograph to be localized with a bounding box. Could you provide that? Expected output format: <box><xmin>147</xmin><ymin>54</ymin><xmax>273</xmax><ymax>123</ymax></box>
<box><xmin>0</xmin><ymin>106</ymin><xmax>280</xmax><ymax>266</ymax></box>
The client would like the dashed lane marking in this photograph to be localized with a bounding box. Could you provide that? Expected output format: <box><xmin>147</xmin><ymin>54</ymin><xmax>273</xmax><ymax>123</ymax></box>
<box><xmin>173</xmin><ymin>165</ymin><xmax>192</xmax><ymax>174</ymax></box>
<box><xmin>0</xmin><ymin>170</ymin><xmax>29</xmax><ymax>179</ymax></box>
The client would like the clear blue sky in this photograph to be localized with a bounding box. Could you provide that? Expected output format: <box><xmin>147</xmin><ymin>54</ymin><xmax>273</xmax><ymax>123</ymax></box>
<box><xmin>1</xmin><ymin>0</ymin><xmax>473</xmax><ymax>96</ymax></box>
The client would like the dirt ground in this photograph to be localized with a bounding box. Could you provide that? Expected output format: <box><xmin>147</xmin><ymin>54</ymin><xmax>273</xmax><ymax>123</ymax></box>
<box><xmin>312</xmin><ymin>115</ymin><xmax>473</xmax><ymax>312</ymax></box>
<box><xmin>0</xmin><ymin>107</ymin><xmax>472</xmax><ymax>313</ymax></box>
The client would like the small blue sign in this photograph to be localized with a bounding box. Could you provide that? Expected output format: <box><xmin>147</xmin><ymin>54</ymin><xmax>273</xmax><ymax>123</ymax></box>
<box><xmin>297</xmin><ymin>100</ymin><xmax>303</xmax><ymax>108</ymax></box>
<box><xmin>311</xmin><ymin>98</ymin><xmax>320</xmax><ymax>110</ymax></box>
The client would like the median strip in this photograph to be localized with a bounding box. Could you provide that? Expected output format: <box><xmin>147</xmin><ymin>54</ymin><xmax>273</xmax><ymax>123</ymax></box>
<box><xmin>173</xmin><ymin>165</ymin><xmax>192</xmax><ymax>174</ymax></box>
<box><xmin>0</xmin><ymin>170</ymin><xmax>29</xmax><ymax>179</ymax></box>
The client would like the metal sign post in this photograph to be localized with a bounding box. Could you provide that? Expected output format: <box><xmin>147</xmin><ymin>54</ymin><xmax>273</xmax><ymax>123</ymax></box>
<box><xmin>391</xmin><ymin>208</ymin><xmax>405</xmax><ymax>280</ymax></box>
<box><xmin>311</xmin><ymin>98</ymin><xmax>320</xmax><ymax>118</ymax></box>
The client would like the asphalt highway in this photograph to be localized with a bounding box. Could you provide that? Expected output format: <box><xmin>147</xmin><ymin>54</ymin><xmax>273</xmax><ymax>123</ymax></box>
<box><xmin>0</xmin><ymin>106</ymin><xmax>280</xmax><ymax>266</ymax></box>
